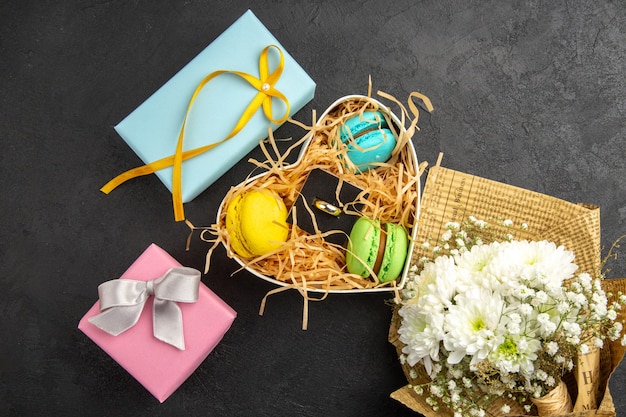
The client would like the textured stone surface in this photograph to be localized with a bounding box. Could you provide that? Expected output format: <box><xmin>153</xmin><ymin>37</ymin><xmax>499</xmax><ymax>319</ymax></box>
<box><xmin>1</xmin><ymin>1</ymin><xmax>625</xmax><ymax>416</ymax></box>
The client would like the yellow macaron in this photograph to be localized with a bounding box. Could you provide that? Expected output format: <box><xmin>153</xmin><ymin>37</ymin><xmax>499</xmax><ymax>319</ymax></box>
<box><xmin>225</xmin><ymin>189</ymin><xmax>289</xmax><ymax>258</ymax></box>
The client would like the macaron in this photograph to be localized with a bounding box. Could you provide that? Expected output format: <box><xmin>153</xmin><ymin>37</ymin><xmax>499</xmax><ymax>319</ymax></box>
<box><xmin>225</xmin><ymin>189</ymin><xmax>289</xmax><ymax>258</ymax></box>
<box><xmin>345</xmin><ymin>217</ymin><xmax>409</xmax><ymax>283</ymax></box>
<box><xmin>338</xmin><ymin>111</ymin><xmax>397</xmax><ymax>171</ymax></box>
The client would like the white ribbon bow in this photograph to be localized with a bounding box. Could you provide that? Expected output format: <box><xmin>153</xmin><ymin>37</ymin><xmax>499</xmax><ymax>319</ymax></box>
<box><xmin>88</xmin><ymin>267</ymin><xmax>201</xmax><ymax>350</ymax></box>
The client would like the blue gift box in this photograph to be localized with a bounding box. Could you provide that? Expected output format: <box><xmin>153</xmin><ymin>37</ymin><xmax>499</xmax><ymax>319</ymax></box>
<box><xmin>112</xmin><ymin>10</ymin><xmax>316</xmax><ymax>204</ymax></box>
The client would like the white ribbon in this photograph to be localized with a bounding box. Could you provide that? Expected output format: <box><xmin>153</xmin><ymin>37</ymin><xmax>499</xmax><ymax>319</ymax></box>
<box><xmin>88</xmin><ymin>267</ymin><xmax>201</xmax><ymax>350</ymax></box>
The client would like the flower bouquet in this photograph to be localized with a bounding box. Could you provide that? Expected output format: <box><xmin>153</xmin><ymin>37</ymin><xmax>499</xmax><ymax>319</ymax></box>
<box><xmin>388</xmin><ymin>157</ymin><xmax>626</xmax><ymax>417</ymax></box>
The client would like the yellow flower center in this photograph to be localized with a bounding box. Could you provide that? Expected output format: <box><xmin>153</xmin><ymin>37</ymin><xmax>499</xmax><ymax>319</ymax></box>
<box><xmin>472</xmin><ymin>318</ymin><xmax>486</xmax><ymax>331</ymax></box>
<box><xmin>498</xmin><ymin>338</ymin><xmax>518</xmax><ymax>356</ymax></box>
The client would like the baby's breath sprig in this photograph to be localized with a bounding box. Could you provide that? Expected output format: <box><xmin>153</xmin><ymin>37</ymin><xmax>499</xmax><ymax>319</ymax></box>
<box><xmin>420</xmin><ymin>217</ymin><xmax>527</xmax><ymax>263</ymax></box>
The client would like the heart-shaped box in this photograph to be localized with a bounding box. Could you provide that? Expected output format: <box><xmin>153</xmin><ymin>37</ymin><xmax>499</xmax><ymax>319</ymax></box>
<box><xmin>211</xmin><ymin>94</ymin><xmax>424</xmax><ymax>294</ymax></box>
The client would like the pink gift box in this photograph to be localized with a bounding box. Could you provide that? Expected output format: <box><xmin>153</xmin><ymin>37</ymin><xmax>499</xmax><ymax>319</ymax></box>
<box><xmin>78</xmin><ymin>243</ymin><xmax>236</xmax><ymax>402</ymax></box>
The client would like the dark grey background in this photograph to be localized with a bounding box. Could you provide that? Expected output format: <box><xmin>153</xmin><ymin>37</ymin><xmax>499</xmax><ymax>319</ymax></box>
<box><xmin>2</xmin><ymin>1</ymin><xmax>625</xmax><ymax>416</ymax></box>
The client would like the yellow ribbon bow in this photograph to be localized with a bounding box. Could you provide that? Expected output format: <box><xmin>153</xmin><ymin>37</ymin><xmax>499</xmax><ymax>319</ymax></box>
<box><xmin>101</xmin><ymin>44</ymin><xmax>291</xmax><ymax>221</ymax></box>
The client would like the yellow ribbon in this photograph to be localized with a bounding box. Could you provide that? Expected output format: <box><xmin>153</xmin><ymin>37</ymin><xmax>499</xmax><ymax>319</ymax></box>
<box><xmin>101</xmin><ymin>45</ymin><xmax>291</xmax><ymax>221</ymax></box>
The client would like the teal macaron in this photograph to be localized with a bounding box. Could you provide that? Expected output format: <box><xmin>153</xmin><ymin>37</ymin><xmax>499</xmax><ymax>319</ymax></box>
<box><xmin>345</xmin><ymin>216</ymin><xmax>409</xmax><ymax>283</ymax></box>
<box><xmin>338</xmin><ymin>111</ymin><xmax>397</xmax><ymax>172</ymax></box>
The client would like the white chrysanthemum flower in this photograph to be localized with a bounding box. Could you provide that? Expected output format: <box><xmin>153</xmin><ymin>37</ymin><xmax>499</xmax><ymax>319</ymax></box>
<box><xmin>455</xmin><ymin>244</ymin><xmax>497</xmax><ymax>273</ymax></box>
<box><xmin>455</xmin><ymin>245</ymin><xmax>506</xmax><ymax>291</ymax></box>
<box><xmin>443</xmin><ymin>287</ymin><xmax>505</xmax><ymax>365</ymax></box>
<box><xmin>490</xmin><ymin>335</ymin><xmax>540</xmax><ymax>377</ymax></box>
<box><xmin>398</xmin><ymin>304</ymin><xmax>444</xmax><ymax>373</ymax></box>
<box><xmin>417</xmin><ymin>256</ymin><xmax>459</xmax><ymax>311</ymax></box>
<box><xmin>518</xmin><ymin>241</ymin><xmax>577</xmax><ymax>283</ymax></box>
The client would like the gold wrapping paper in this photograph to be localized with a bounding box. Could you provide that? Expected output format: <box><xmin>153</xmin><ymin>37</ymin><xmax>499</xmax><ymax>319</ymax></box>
<box><xmin>389</xmin><ymin>159</ymin><xmax>626</xmax><ymax>416</ymax></box>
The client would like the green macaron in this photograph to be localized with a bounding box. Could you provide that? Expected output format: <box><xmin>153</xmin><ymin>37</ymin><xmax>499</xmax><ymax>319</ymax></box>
<box><xmin>345</xmin><ymin>217</ymin><xmax>409</xmax><ymax>283</ymax></box>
